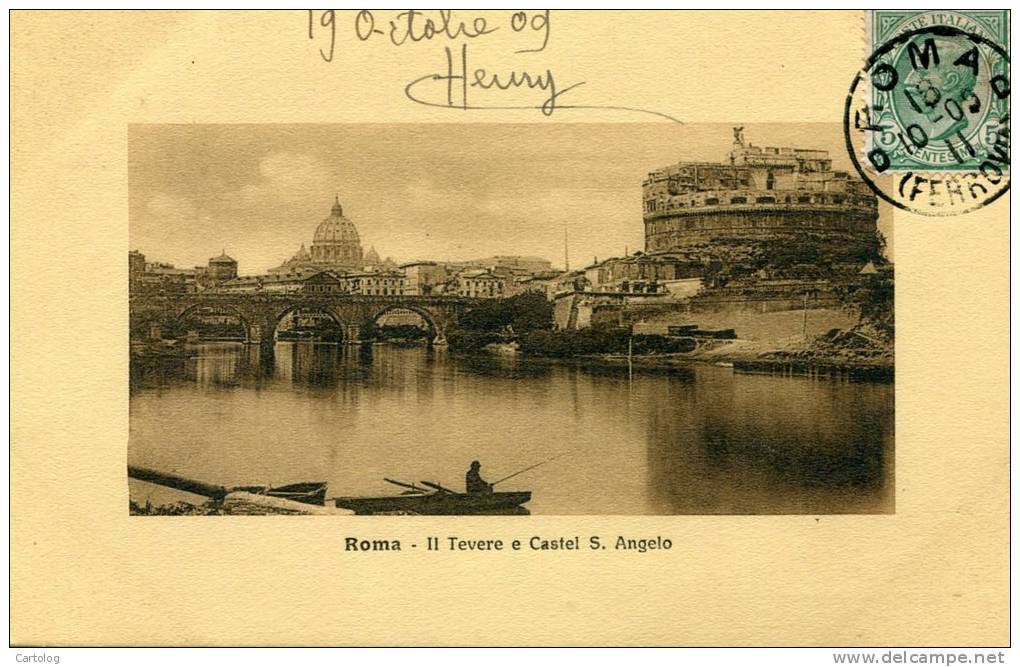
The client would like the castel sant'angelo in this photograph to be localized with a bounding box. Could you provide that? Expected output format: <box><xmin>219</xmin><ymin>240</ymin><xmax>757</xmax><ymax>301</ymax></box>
<box><xmin>641</xmin><ymin>128</ymin><xmax>881</xmax><ymax>278</ymax></box>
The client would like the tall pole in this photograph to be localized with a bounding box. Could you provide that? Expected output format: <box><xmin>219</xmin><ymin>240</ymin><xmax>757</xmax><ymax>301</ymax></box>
<box><xmin>802</xmin><ymin>291</ymin><xmax>809</xmax><ymax>339</ymax></box>
<box><xmin>564</xmin><ymin>228</ymin><xmax>570</xmax><ymax>272</ymax></box>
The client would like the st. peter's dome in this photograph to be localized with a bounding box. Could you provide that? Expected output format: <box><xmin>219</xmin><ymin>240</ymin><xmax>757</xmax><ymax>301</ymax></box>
<box><xmin>310</xmin><ymin>195</ymin><xmax>363</xmax><ymax>269</ymax></box>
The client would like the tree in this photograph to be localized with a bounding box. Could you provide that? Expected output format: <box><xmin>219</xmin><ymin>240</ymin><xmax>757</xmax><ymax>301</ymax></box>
<box><xmin>836</xmin><ymin>274</ymin><xmax>894</xmax><ymax>338</ymax></box>
<box><xmin>506</xmin><ymin>292</ymin><xmax>555</xmax><ymax>332</ymax></box>
<box><xmin>459</xmin><ymin>292</ymin><xmax>553</xmax><ymax>334</ymax></box>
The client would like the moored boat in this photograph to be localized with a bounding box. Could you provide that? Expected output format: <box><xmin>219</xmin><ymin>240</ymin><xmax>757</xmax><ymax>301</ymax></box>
<box><xmin>128</xmin><ymin>465</ymin><xmax>328</xmax><ymax>506</ymax></box>
<box><xmin>234</xmin><ymin>481</ymin><xmax>328</xmax><ymax>506</ymax></box>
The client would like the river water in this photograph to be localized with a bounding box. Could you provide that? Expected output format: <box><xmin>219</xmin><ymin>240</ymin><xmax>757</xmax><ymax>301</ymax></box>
<box><xmin>129</xmin><ymin>342</ymin><xmax>894</xmax><ymax>515</ymax></box>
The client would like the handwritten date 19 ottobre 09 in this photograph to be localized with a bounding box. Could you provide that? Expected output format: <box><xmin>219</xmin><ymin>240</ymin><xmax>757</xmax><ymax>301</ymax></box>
<box><xmin>306</xmin><ymin>9</ymin><xmax>683</xmax><ymax>122</ymax></box>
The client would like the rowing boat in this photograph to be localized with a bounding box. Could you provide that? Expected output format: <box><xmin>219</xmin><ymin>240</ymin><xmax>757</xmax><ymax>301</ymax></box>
<box><xmin>333</xmin><ymin>491</ymin><xmax>531</xmax><ymax>515</ymax></box>
<box><xmin>333</xmin><ymin>479</ymin><xmax>531</xmax><ymax>515</ymax></box>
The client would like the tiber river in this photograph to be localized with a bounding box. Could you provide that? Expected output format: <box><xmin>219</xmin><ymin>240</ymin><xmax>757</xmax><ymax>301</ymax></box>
<box><xmin>129</xmin><ymin>342</ymin><xmax>894</xmax><ymax>515</ymax></box>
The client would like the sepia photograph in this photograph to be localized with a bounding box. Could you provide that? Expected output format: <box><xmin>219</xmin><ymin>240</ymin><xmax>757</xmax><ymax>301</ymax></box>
<box><xmin>127</xmin><ymin>123</ymin><xmax>895</xmax><ymax>516</ymax></box>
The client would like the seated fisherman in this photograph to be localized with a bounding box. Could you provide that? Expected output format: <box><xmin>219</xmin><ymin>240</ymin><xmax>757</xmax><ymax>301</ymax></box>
<box><xmin>465</xmin><ymin>460</ymin><xmax>493</xmax><ymax>495</ymax></box>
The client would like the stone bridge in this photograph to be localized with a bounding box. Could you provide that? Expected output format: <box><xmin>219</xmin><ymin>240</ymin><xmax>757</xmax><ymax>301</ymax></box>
<box><xmin>130</xmin><ymin>292</ymin><xmax>484</xmax><ymax>345</ymax></box>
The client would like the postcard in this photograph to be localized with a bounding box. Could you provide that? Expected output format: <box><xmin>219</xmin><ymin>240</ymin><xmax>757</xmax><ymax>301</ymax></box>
<box><xmin>10</xmin><ymin>9</ymin><xmax>1010</xmax><ymax>647</ymax></box>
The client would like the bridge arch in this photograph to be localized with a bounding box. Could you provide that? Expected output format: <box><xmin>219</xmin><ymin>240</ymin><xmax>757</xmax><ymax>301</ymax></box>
<box><xmin>270</xmin><ymin>302</ymin><xmax>350</xmax><ymax>343</ymax></box>
<box><xmin>172</xmin><ymin>302</ymin><xmax>252</xmax><ymax>342</ymax></box>
<box><xmin>369</xmin><ymin>303</ymin><xmax>445</xmax><ymax>343</ymax></box>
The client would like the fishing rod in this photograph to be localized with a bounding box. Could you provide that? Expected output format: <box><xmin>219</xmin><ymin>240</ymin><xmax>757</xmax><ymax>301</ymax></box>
<box><xmin>492</xmin><ymin>451</ymin><xmax>572</xmax><ymax>486</ymax></box>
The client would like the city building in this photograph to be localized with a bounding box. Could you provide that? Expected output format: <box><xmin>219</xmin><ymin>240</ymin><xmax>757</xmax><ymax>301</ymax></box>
<box><xmin>131</xmin><ymin>259</ymin><xmax>199</xmax><ymax>293</ymax></box>
<box><xmin>581</xmin><ymin>252</ymin><xmax>707</xmax><ymax>295</ymax></box>
<box><xmin>271</xmin><ymin>243</ymin><xmax>312</xmax><ymax>275</ymax></box>
<box><xmin>221</xmin><ymin>269</ymin><xmax>346</xmax><ymax>294</ymax></box>
<box><xmin>362</xmin><ymin>246</ymin><xmax>399</xmax><ymax>272</ymax></box>
<box><xmin>129</xmin><ymin>249</ymin><xmax>242</xmax><ymax>294</ymax></box>
<box><xmin>343</xmin><ymin>270</ymin><xmax>407</xmax><ymax>296</ymax></box>
<box><xmin>206</xmin><ymin>250</ymin><xmax>238</xmax><ymax>283</ymax></box>
<box><xmin>444</xmin><ymin>255</ymin><xmax>554</xmax><ymax>275</ymax></box>
<box><xmin>400</xmin><ymin>261</ymin><xmax>448</xmax><ymax>296</ymax></box>
<box><xmin>455</xmin><ymin>269</ymin><xmax>504</xmax><ymax>298</ymax></box>
<box><xmin>129</xmin><ymin>250</ymin><xmax>148</xmax><ymax>293</ymax></box>
<box><xmin>472</xmin><ymin>255</ymin><xmax>553</xmax><ymax>274</ymax></box>
<box><xmin>221</xmin><ymin>267</ymin><xmax>405</xmax><ymax>296</ymax></box>
<box><xmin>129</xmin><ymin>250</ymin><xmax>146</xmax><ymax>277</ymax></box>
<box><xmin>220</xmin><ymin>270</ymin><xmax>319</xmax><ymax>294</ymax></box>
<box><xmin>552</xmin><ymin>270</ymin><xmax>589</xmax><ymax>296</ymax></box>
<box><xmin>363</xmin><ymin>246</ymin><xmax>381</xmax><ymax>267</ymax></box>
<box><xmin>503</xmin><ymin>270</ymin><xmax>564</xmax><ymax>299</ymax></box>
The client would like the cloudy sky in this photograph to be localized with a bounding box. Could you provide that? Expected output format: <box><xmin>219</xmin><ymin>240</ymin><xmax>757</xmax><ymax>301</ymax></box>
<box><xmin>129</xmin><ymin>123</ymin><xmax>891</xmax><ymax>275</ymax></box>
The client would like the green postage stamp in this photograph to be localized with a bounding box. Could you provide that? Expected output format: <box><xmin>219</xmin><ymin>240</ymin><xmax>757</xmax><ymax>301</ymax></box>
<box><xmin>846</xmin><ymin>10</ymin><xmax>1010</xmax><ymax>214</ymax></box>
<box><xmin>865</xmin><ymin>10</ymin><xmax>1009</xmax><ymax>172</ymax></box>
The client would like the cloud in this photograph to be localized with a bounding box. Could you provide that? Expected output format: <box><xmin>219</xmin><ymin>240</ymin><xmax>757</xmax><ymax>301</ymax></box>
<box><xmin>258</xmin><ymin>153</ymin><xmax>331</xmax><ymax>196</ymax></box>
<box><xmin>146</xmin><ymin>192</ymin><xmax>197</xmax><ymax>222</ymax></box>
<box><xmin>226</xmin><ymin>152</ymin><xmax>333</xmax><ymax>209</ymax></box>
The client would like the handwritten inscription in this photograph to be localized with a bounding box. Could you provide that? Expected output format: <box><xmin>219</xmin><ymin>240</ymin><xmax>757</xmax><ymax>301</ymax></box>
<box><xmin>404</xmin><ymin>44</ymin><xmax>584</xmax><ymax>116</ymax></box>
<box><xmin>306</xmin><ymin>9</ymin><xmax>680</xmax><ymax>122</ymax></box>
<box><xmin>353</xmin><ymin>9</ymin><xmax>504</xmax><ymax>46</ymax></box>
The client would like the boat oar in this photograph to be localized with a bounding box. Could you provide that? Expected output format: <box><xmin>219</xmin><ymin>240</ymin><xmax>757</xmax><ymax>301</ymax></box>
<box><xmin>384</xmin><ymin>478</ymin><xmax>429</xmax><ymax>494</ymax></box>
<box><xmin>420</xmin><ymin>480</ymin><xmax>458</xmax><ymax>495</ymax></box>
<box><xmin>492</xmin><ymin>452</ymin><xmax>571</xmax><ymax>487</ymax></box>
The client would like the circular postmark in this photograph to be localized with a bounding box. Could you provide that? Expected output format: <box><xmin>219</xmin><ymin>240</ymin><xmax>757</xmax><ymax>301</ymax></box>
<box><xmin>845</xmin><ymin>25</ymin><xmax>1010</xmax><ymax>215</ymax></box>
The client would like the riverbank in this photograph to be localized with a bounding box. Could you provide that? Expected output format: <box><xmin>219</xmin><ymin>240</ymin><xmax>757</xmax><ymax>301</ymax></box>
<box><xmin>129</xmin><ymin>492</ymin><xmax>351</xmax><ymax>515</ymax></box>
<box><xmin>519</xmin><ymin>328</ymin><xmax>893</xmax><ymax>381</ymax></box>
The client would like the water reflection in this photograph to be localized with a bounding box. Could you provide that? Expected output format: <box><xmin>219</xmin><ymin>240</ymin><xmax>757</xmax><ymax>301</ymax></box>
<box><xmin>645</xmin><ymin>371</ymin><xmax>893</xmax><ymax>514</ymax></box>
<box><xmin>129</xmin><ymin>341</ymin><xmax>894</xmax><ymax>514</ymax></box>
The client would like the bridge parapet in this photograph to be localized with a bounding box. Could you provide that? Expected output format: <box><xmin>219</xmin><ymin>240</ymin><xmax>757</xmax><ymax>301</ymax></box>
<box><xmin>130</xmin><ymin>292</ymin><xmax>484</xmax><ymax>309</ymax></box>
